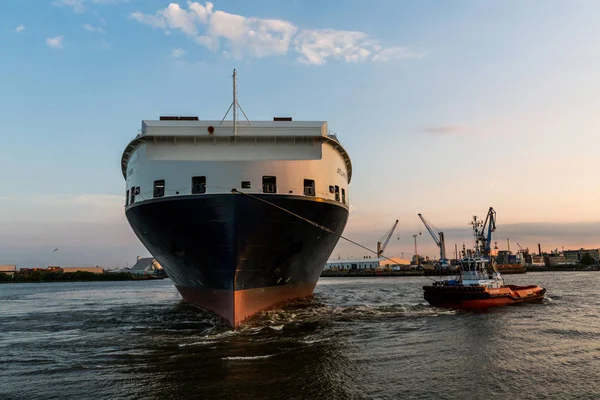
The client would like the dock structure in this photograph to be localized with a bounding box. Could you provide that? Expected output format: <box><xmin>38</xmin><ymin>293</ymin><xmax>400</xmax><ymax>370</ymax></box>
<box><xmin>128</xmin><ymin>257</ymin><xmax>163</xmax><ymax>276</ymax></box>
<box><xmin>324</xmin><ymin>257</ymin><xmax>412</xmax><ymax>272</ymax></box>
<box><xmin>0</xmin><ymin>265</ymin><xmax>17</xmax><ymax>276</ymax></box>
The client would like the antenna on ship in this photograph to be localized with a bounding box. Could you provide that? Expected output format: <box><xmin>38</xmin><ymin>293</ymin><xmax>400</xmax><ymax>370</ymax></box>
<box><xmin>220</xmin><ymin>68</ymin><xmax>251</xmax><ymax>135</ymax></box>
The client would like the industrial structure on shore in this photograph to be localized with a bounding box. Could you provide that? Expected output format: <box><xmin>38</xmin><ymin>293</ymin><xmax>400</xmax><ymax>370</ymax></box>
<box><xmin>0</xmin><ymin>257</ymin><xmax>165</xmax><ymax>279</ymax></box>
<box><xmin>323</xmin><ymin>212</ymin><xmax>600</xmax><ymax>275</ymax></box>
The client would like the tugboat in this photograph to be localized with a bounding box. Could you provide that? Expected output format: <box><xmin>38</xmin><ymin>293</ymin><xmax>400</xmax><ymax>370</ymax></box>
<box><xmin>423</xmin><ymin>207</ymin><xmax>546</xmax><ymax>309</ymax></box>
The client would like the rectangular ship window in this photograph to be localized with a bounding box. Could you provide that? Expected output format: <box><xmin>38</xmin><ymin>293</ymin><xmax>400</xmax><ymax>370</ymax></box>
<box><xmin>192</xmin><ymin>176</ymin><xmax>206</xmax><ymax>194</ymax></box>
<box><xmin>153</xmin><ymin>180</ymin><xmax>165</xmax><ymax>198</ymax></box>
<box><xmin>329</xmin><ymin>185</ymin><xmax>335</xmax><ymax>194</ymax></box>
<box><xmin>341</xmin><ymin>188</ymin><xmax>346</xmax><ymax>204</ymax></box>
<box><xmin>334</xmin><ymin>185</ymin><xmax>340</xmax><ymax>202</ymax></box>
<box><xmin>304</xmin><ymin>179</ymin><xmax>315</xmax><ymax>196</ymax></box>
<box><xmin>130</xmin><ymin>188</ymin><xmax>135</xmax><ymax>204</ymax></box>
<box><xmin>262</xmin><ymin>176</ymin><xmax>277</xmax><ymax>193</ymax></box>
<box><xmin>126</xmin><ymin>189</ymin><xmax>129</xmax><ymax>206</ymax></box>
<box><xmin>241</xmin><ymin>181</ymin><xmax>251</xmax><ymax>189</ymax></box>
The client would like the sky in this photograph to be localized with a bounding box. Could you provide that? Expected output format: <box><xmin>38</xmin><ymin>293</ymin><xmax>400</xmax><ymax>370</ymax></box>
<box><xmin>1</xmin><ymin>0</ymin><xmax>600</xmax><ymax>268</ymax></box>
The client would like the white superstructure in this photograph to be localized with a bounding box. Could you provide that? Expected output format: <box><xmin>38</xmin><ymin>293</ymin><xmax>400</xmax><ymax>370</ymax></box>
<box><xmin>121</xmin><ymin>118</ymin><xmax>352</xmax><ymax>208</ymax></box>
<box><xmin>459</xmin><ymin>257</ymin><xmax>504</xmax><ymax>289</ymax></box>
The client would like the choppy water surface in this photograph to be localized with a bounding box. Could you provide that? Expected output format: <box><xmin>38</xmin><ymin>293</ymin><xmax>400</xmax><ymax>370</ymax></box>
<box><xmin>1</xmin><ymin>272</ymin><xmax>598</xmax><ymax>400</ymax></box>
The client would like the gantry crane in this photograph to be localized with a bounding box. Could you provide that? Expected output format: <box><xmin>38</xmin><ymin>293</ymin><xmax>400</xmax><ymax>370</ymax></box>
<box><xmin>417</xmin><ymin>213</ymin><xmax>449</xmax><ymax>266</ymax></box>
<box><xmin>377</xmin><ymin>219</ymin><xmax>399</xmax><ymax>257</ymax></box>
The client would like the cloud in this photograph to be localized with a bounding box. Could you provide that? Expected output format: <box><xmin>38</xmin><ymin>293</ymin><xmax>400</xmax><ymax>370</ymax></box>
<box><xmin>294</xmin><ymin>30</ymin><xmax>424</xmax><ymax>65</ymax></box>
<box><xmin>421</xmin><ymin>125</ymin><xmax>476</xmax><ymax>135</ymax></box>
<box><xmin>83</xmin><ymin>23</ymin><xmax>105</xmax><ymax>33</ymax></box>
<box><xmin>46</xmin><ymin>35</ymin><xmax>65</xmax><ymax>48</ymax></box>
<box><xmin>372</xmin><ymin>47</ymin><xmax>427</xmax><ymax>62</ymax></box>
<box><xmin>131</xmin><ymin>2</ymin><xmax>423</xmax><ymax>64</ymax></box>
<box><xmin>171</xmin><ymin>48</ymin><xmax>186</xmax><ymax>58</ymax></box>
<box><xmin>52</xmin><ymin>0</ymin><xmax>128</xmax><ymax>13</ymax></box>
<box><xmin>52</xmin><ymin>0</ymin><xmax>86</xmax><ymax>13</ymax></box>
<box><xmin>131</xmin><ymin>11</ymin><xmax>168</xmax><ymax>29</ymax></box>
<box><xmin>14</xmin><ymin>25</ymin><xmax>25</xmax><ymax>33</ymax></box>
<box><xmin>293</xmin><ymin>29</ymin><xmax>373</xmax><ymax>65</ymax></box>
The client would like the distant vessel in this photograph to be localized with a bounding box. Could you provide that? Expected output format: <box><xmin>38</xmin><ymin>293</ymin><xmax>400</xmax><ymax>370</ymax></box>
<box><xmin>121</xmin><ymin>69</ymin><xmax>352</xmax><ymax>327</ymax></box>
<box><xmin>423</xmin><ymin>208</ymin><xmax>546</xmax><ymax>309</ymax></box>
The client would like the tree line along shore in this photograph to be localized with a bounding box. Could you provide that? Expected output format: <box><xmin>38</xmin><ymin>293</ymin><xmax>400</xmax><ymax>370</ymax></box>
<box><xmin>0</xmin><ymin>270</ymin><xmax>166</xmax><ymax>283</ymax></box>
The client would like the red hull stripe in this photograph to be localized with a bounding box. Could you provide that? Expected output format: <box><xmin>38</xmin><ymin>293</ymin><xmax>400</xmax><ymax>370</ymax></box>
<box><xmin>176</xmin><ymin>282</ymin><xmax>317</xmax><ymax>327</ymax></box>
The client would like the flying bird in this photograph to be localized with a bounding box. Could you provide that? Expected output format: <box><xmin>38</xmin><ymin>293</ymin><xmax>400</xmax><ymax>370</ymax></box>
<box><xmin>53</xmin><ymin>248</ymin><xmax>58</xmax><ymax>252</ymax></box>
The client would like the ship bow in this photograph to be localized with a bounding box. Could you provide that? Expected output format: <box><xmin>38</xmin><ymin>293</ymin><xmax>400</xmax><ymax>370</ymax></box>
<box><xmin>126</xmin><ymin>193</ymin><xmax>348</xmax><ymax>326</ymax></box>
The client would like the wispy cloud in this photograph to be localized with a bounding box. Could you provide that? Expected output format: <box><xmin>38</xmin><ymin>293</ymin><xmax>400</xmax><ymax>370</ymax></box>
<box><xmin>83</xmin><ymin>23</ymin><xmax>105</xmax><ymax>33</ymax></box>
<box><xmin>421</xmin><ymin>125</ymin><xmax>476</xmax><ymax>135</ymax></box>
<box><xmin>14</xmin><ymin>25</ymin><xmax>25</xmax><ymax>33</ymax></box>
<box><xmin>53</xmin><ymin>0</ymin><xmax>128</xmax><ymax>13</ymax></box>
<box><xmin>294</xmin><ymin>29</ymin><xmax>424</xmax><ymax>65</ymax></box>
<box><xmin>52</xmin><ymin>0</ymin><xmax>86</xmax><ymax>13</ymax></box>
<box><xmin>46</xmin><ymin>35</ymin><xmax>65</xmax><ymax>48</ymax></box>
<box><xmin>171</xmin><ymin>47</ymin><xmax>185</xmax><ymax>58</ymax></box>
<box><xmin>131</xmin><ymin>2</ymin><xmax>424</xmax><ymax>65</ymax></box>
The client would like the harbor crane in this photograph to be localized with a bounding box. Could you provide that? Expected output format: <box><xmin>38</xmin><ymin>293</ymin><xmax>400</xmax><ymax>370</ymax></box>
<box><xmin>377</xmin><ymin>219</ymin><xmax>399</xmax><ymax>258</ymax></box>
<box><xmin>417</xmin><ymin>213</ymin><xmax>449</xmax><ymax>267</ymax></box>
<box><xmin>516</xmin><ymin>242</ymin><xmax>529</xmax><ymax>255</ymax></box>
<box><xmin>471</xmin><ymin>207</ymin><xmax>496</xmax><ymax>258</ymax></box>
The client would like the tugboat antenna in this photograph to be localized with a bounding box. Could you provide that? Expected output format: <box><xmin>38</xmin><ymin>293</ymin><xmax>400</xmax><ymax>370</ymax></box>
<box><xmin>220</xmin><ymin>68</ymin><xmax>251</xmax><ymax>133</ymax></box>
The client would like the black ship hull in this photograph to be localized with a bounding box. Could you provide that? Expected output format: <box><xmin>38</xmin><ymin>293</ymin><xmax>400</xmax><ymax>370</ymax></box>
<box><xmin>125</xmin><ymin>193</ymin><xmax>349</xmax><ymax>327</ymax></box>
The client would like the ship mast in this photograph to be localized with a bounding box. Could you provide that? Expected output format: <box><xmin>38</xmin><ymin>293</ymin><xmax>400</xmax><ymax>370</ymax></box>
<box><xmin>233</xmin><ymin>68</ymin><xmax>237</xmax><ymax>136</ymax></box>
<box><xmin>220</xmin><ymin>68</ymin><xmax>251</xmax><ymax>134</ymax></box>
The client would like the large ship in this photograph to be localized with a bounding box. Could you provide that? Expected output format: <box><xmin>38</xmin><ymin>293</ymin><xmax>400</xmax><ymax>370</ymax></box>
<box><xmin>121</xmin><ymin>70</ymin><xmax>352</xmax><ymax>327</ymax></box>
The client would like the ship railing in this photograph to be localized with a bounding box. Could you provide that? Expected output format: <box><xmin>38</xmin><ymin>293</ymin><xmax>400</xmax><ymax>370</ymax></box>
<box><xmin>327</xmin><ymin>130</ymin><xmax>340</xmax><ymax>143</ymax></box>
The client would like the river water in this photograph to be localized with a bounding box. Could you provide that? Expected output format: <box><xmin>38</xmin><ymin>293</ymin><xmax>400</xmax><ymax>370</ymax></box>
<box><xmin>1</xmin><ymin>272</ymin><xmax>598</xmax><ymax>400</ymax></box>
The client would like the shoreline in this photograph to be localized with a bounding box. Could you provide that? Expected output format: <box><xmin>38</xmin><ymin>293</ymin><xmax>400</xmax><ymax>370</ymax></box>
<box><xmin>0</xmin><ymin>271</ymin><xmax>166</xmax><ymax>284</ymax></box>
<box><xmin>1</xmin><ymin>266</ymin><xmax>597</xmax><ymax>284</ymax></box>
<box><xmin>320</xmin><ymin>266</ymin><xmax>599</xmax><ymax>277</ymax></box>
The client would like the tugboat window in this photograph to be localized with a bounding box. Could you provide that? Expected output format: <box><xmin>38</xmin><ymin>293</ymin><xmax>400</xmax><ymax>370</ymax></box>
<box><xmin>263</xmin><ymin>176</ymin><xmax>277</xmax><ymax>193</ymax></box>
<box><xmin>126</xmin><ymin>189</ymin><xmax>129</xmax><ymax>206</ymax></box>
<box><xmin>341</xmin><ymin>188</ymin><xmax>346</xmax><ymax>204</ymax></box>
<box><xmin>241</xmin><ymin>181</ymin><xmax>251</xmax><ymax>189</ymax></box>
<box><xmin>130</xmin><ymin>188</ymin><xmax>135</xmax><ymax>204</ymax></box>
<box><xmin>153</xmin><ymin>180</ymin><xmax>165</xmax><ymax>198</ymax></box>
<box><xmin>304</xmin><ymin>179</ymin><xmax>315</xmax><ymax>196</ymax></box>
<box><xmin>192</xmin><ymin>176</ymin><xmax>206</xmax><ymax>194</ymax></box>
<box><xmin>334</xmin><ymin>185</ymin><xmax>340</xmax><ymax>201</ymax></box>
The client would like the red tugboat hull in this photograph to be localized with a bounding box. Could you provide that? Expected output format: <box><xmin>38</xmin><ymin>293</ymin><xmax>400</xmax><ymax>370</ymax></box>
<box><xmin>423</xmin><ymin>284</ymin><xmax>546</xmax><ymax>309</ymax></box>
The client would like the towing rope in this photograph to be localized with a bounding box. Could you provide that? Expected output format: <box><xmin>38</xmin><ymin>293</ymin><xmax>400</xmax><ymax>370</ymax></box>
<box><xmin>231</xmin><ymin>189</ymin><xmax>438</xmax><ymax>282</ymax></box>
